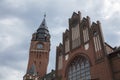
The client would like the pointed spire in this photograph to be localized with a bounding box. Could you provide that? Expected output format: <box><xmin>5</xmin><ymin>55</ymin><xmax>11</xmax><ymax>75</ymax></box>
<box><xmin>33</xmin><ymin>14</ymin><xmax>50</xmax><ymax>42</ymax></box>
<box><xmin>39</xmin><ymin>14</ymin><xmax>48</xmax><ymax>29</ymax></box>
<box><xmin>44</xmin><ymin>13</ymin><xmax>46</xmax><ymax>18</ymax></box>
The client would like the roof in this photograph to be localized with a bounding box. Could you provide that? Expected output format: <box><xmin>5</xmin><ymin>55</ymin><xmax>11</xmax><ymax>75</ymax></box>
<box><xmin>108</xmin><ymin>47</ymin><xmax>120</xmax><ymax>58</ymax></box>
<box><xmin>38</xmin><ymin>14</ymin><xmax>48</xmax><ymax>31</ymax></box>
<box><xmin>40</xmin><ymin>70</ymin><xmax>55</xmax><ymax>80</ymax></box>
<box><xmin>32</xmin><ymin>14</ymin><xmax>50</xmax><ymax>42</ymax></box>
<box><xmin>105</xmin><ymin>42</ymin><xmax>114</xmax><ymax>50</ymax></box>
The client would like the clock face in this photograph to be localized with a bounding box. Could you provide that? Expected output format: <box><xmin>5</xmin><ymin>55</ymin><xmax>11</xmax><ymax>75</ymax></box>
<box><xmin>37</xmin><ymin>44</ymin><xmax>43</xmax><ymax>49</ymax></box>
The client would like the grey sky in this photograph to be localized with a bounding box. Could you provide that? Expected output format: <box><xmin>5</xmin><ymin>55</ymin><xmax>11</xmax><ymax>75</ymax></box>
<box><xmin>0</xmin><ymin>0</ymin><xmax>120</xmax><ymax>80</ymax></box>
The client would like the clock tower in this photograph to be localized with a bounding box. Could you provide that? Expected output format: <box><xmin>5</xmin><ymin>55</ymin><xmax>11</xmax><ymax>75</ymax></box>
<box><xmin>23</xmin><ymin>15</ymin><xmax>50</xmax><ymax>80</ymax></box>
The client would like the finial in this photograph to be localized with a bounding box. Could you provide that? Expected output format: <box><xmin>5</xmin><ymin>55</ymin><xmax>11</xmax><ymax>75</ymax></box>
<box><xmin>44</xmin><ymin>13</ymin><xmax>46</xmax><ymax>18</ymax></box>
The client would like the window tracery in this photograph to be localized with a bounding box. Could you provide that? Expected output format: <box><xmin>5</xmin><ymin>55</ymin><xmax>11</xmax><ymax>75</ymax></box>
<box><xmin>68</xmin><ymin>56</ymin><xmax>91</xmax><ymax>80</ymax></box>
<box><xmin>72</xmin><ymin>24</ymin><xmax>80</xmax><ymax>49</ymax></box>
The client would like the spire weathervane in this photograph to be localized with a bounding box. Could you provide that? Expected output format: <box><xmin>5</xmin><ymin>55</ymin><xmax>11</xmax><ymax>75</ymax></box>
<box><xmin>44</xmin><ymin>13</ymin><xmax>46</xmax><ymax>18</ymax></box>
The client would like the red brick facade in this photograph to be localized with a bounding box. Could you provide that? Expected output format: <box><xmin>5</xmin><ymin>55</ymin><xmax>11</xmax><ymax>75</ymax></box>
<box><xmin>23</xmin><ymin>16</ymin><xmax>50</xmax><ymax>80</ymax></box>
<box><xmin>23</xmin><ymin>11</ymin><xmax>120</xmax><ymax>80</ymax></box>
<box><xmin>55</xmin><ymin>11</ymin><xmax>120</xmax><ymax>80</ymax></box>
<box><xmin>109</xmin><ymin>49</ymin><xmax>120</xmax><ymax>80</ymax></box>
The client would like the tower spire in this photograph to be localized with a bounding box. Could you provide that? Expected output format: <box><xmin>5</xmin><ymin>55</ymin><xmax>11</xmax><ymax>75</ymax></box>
<box><xmin>32</xmin><ymin>14</ymin><xmax>50</xmax><ymax>42</ymax></box>
<box><xmin>23</xmin><ymin>14</ymin><xmax>51</xmax><ymax>80</ymax></box>
<box><xmin>44</xmin><ymin>13</ymin><xmax>46</xmax><ymax>18</ymax></box>
<box><xmin>38</xmin><ymin>14</ymin><xmax>47</xmax><ymax>29</ymax></box>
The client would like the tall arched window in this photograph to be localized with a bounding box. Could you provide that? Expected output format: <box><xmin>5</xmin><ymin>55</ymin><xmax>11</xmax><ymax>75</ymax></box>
<box><xmin>67</xmin><ymin>56</ymin><xmax>91</xmax><ymax>80</ymax></box>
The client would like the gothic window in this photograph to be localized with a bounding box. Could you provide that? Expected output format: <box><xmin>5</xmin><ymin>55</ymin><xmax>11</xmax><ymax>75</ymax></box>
<box><xmin>65</xmin><ymin>37</ymin><xmax>70</xmax><ymax>53</ymax></box>
<box><xmin>39</xmin><ymin>54</ymin><xmax>41</xmax><ymax>58</ymax></box>
<box><xmin>34</xmin><ymin>61</ymin><xmax>36</xmax><ymax>65</ymax></box>
<box><xmin>39</xmin><ymin>62</ymin><xmax>41</xmax><ymax>68</ymax></box>
<box><xmin>39</xmin><ymin>62</ymin><xmax>41</xmax><ymax>65</ymax></box>
<box><xmin>83</xmin><ymin>27</ymin><xmax>89</xmax><ymax>43</ymax></box>
<box><xmin>93</xmin><ymin>31</ymin><xmax>98</xmax><ymax>36</ymax></box>
<box><xmin>58</xmin><ymin>55</ymin><xmax>63</xmax><ymax>70</ymax></box>
<box><xmin>93</xmin><ymin>31</ymin><xmax>102</xmax><ymax>52</ymax></box>
<box><xmin>93</xmin><ymin>31</ymin><xmax>102</xmax><ymax>59</ymax></box>
<box><xmin>72</xmin><ymin>24</ymin><xmax>80</xmax><ymax>49</ymax></box>
<box><xmin>67</xmin><ymin>56</ymin><xmax>91</xmax><ymax>80</ymax></box>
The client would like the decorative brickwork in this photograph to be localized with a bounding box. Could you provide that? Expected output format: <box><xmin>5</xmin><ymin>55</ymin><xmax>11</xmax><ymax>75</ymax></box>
<box><xmin>56</xmin><ymin>11</ymin><xmax>120</xmax><ymax>80</ymax></box>
<box><xmin>23</xmin><ymin>15</ymin><xmax>50</xmax><ymax>80</ymax></box>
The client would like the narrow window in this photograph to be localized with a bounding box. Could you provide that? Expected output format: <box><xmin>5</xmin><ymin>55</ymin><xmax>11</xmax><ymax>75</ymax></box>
<box><xmin>83</xmin><ymin>28</ymin><xmax>89</xmax><ymax>43</ymax></box>
<box><xmin>72</xmin><ymin>24</ymin><xmax>80</xmax><ymax>49</ymax></box>
<box><xmin>65</xmin><ymin>38</ymin><xmax>70</xmax><ymax>53</ymax></box>
<box><xmin>93</xmin><ymin>31</ymin><xmax>101</xmax><ymax>52</ymax></box>
<box><xmin>58</xmin><ymin>55</ymin><xmax>63</xmax><ymax>70</ymax></box>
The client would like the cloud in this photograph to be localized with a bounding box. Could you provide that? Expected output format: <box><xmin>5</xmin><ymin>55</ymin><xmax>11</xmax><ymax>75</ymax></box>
<box><xmin>0</xmin><ymin>66</ymin><xmax>24</xmax><ymax>80</ymax></box>
<box><xmin>0</xmin><ymin>16</ymin><xmax>29</xmax><ymax>80</ymax></box>
<box><xmin>0</xmin><ymin>17</ymin><xmax>29</xmax><ymax>51</ymax></box>
<box><xmin>102</xmin><ymin>0</ymin><xmax>120</xmax><ymax>19</ymax></box>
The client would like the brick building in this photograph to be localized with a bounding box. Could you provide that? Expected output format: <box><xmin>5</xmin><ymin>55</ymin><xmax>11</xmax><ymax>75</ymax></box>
<box><xmin>40</xmin><ymin>70</ymin><xmax>56</xmax><ymax>80</ymax></box>
<box><xmin>23</xmin><ymin>15</ymin><xmax>51</xmax><ymax>80</ymax></box>
<box><xmin>23</xmin><ymin>11</ymin><xmax>120</xmax><ymax>80</ymax></box>
<box><xmin>55</xmin><ymin>11</ymin><xmax>120</xmax><ymax>80</ymax></box>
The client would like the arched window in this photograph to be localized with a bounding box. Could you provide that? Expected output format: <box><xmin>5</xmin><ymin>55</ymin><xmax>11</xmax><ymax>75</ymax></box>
<box><xmin>67</xmin><ymin>56</ymin><xmax>91</xmax><ymax>80</ymax></box>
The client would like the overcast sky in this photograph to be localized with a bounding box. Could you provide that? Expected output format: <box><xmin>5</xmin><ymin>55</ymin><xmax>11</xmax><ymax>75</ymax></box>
<box><xmin>0</xmin><ymin>0</ymin><xmax>120</xmax><ymax>80</ymax></box>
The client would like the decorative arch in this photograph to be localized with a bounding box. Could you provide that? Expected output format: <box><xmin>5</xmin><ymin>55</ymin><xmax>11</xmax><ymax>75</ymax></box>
<box><xmin>65</xmin><ymin>53</ymin><xmax>91</xmax><ymax>80</ymax></box>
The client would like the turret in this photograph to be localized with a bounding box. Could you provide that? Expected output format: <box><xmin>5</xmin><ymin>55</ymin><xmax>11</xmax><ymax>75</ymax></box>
<box><xmin>32</xmin><ymin>14</ymin><xmax>50</xmax><ymax>42</ymax></box>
